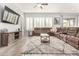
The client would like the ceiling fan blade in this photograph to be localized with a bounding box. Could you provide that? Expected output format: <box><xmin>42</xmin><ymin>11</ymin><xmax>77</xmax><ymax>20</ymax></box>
<box><xmin>40</xmin><ymin>6</ymin><xmax>43</xmax><ymax>9</ymax></box>
<box><xmin>33</xmin><ymin>3</ymin><xmax>40</xmax><ymax>8</ymax></box>
<box><xmin>33</xmin><ymin>5</ymin><xmax>37</xmax><ymax>8</ymax></box>
<box><xmin>33</xmin><ymin>3</ymin><xmax>48</xmax><ymax>9</ymax></box>
<box><xmin>41</xmin><ymin>3</ymin><xmax>48</xmax><ymax>5</ymax></box>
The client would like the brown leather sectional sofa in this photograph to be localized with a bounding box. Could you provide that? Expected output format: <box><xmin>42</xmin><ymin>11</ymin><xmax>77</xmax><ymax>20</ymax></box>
<box><xmin>32</xmin><ymin>27</ymin><xmax>79</xmax><ymax>49</ymax></box>
<box><xmin>54</xmin><ymin>27</ymin><xmax>79</xmax><ymax>49</ymax></box>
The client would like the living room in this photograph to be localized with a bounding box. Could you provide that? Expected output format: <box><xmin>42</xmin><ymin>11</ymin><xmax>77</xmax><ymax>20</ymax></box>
<box><xmin>0</xmin><ymin>3</ymin><xmax>79</xmax><ymax>56</ymax></box>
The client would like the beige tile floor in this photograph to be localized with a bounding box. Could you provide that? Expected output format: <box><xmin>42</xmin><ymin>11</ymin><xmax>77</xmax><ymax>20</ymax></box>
<box><xmin>0</xmin><ymin>36</ymin><xmax>79</xmax><ymax>56</ymax></box>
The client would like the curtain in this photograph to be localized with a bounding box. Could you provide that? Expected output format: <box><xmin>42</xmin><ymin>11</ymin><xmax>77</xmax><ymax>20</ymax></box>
<box><xmin>39</xmin><ymin>17</ymin><xmax>45</xmax><ymax>27</ymax></box>
<box><xmin>26</xmin><ymin>17</ymin><xmax>33</xmax><ymax>31</ymax></box>
<box><xmin>45</xmin><ymin>17</ymin><xmax>53</xmax><ymax>27</ymax></box>
<box><xmin>26</xmin><ymin>17</ymin><xmax>53</xmax><ymax>31</ymax></box>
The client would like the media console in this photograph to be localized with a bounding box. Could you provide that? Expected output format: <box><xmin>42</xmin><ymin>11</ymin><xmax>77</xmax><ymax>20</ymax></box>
<box><xmin>0</xmin><ymin>31</ymin><xmax>22</xmax><ymax>47</ymax></box>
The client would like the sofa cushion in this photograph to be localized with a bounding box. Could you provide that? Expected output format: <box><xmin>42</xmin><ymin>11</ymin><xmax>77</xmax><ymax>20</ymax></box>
<box><xmin>66</xmin><ymin>40</ymin><xmax>79</xmax><ymax>49</ymax></box>
<box><xmin>34</xmin><ymin>28</ymin><xmax>51</xmax><ymax>33</ymax></box>
<box><xmin>61</xmin><ymin>27</ymin><xmax>68</xmax><ymax>34</ymax></box>
<box><xmin>54</xmin><ymin>33</ymin><xmax>60</xmax><ymax>38</ymax></box>
<box><xmin>57</xmin><ymin>27</ymin><xmax>62</xmax><ymax>33</ymax></box>
<box><xmin>67</xmin><ymin>27</ymin><xmax>78</xmax><ymax>36</ymax></box>
<box><xmin>76</xmin><ymin>28</ymin><xmax>79</xmax><ymax>37</ymax></box>
<box><xmin>76</xmin><ymin>32</ymin><xmax>79</xmax><ymax>38</ymax></box>
<box><xmin>59</xmin><ymin>34</ymin><xmax>67</xmax><ymax>42</ymax></box>
<box><xmin>66</xmin><ymin>35</ymin><xmax>79</xmax><ymax>45</ymax></box>
<box><xmin>57</xmin><ymin>27</ymin><xmax>67</xmax><ymax>34</ymax></box>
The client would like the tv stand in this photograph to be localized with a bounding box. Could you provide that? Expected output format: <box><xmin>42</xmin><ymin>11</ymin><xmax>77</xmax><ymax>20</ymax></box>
<box><xmin>0</xmin><ymin>31</ymin><xmax>22</xmax><ymax>47</ymax></box>
<box><xmin>8</xmin><ymin>31</ymin><xmax>22</xmax><ymax>44</ymax></box>
<box><xmin>0</xmin><ymin>33</ymin><xmax>8</xmax><ymax>47</ymax></box>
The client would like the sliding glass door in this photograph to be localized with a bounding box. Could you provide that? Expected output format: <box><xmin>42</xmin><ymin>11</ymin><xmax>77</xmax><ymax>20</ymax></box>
<box><xmin>63</xmin><ymin>18</ymin><xmax>76</xmax><ymax>27</ymax></box>
<box><xmin>34</xmin><ymin>17</ymin><xmax>45</xmax><ymax>28</ymax></box>
<box><xmin>26</xmin><ymin>17</ymin><xmax>33</xmax><ymax>31</ymax></box>
<box><xmin>26</xmin><ymin>17</ymin><xmax>53</xmax><ymax>31</ymax></box>
<box><xmin>45</xmin><ymin>17</ymin><xmax>53</xmax><ymax>27</ymax></box>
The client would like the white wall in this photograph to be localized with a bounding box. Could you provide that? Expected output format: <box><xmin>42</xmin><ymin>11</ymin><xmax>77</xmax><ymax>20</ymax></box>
<box><xmin>0</xmin><ymin>3</ymin><xmax>24</xmax><ymax>32</ymax></box>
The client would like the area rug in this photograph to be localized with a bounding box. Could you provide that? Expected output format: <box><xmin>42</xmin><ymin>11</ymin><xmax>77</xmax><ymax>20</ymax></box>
<box><xmin>22</xmin><ymin>36</ymin><xmax>79</xmax><ymax>56</ymax></box>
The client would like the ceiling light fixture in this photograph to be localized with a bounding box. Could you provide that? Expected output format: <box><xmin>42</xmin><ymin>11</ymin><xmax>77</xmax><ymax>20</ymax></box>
<box><xmin>33</xmin><ymin>3</ymin><xmax>48</xmax><ymax>9</ymax></box>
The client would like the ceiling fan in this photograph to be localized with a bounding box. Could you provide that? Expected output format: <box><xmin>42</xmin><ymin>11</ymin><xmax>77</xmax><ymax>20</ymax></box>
<box><xmin>33</xmin><ymin>3</ymin><xmax>48</xmax><ymax>9</ymax></box>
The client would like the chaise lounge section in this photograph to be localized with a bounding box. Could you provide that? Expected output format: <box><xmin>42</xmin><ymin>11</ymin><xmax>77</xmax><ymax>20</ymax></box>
<box><xmin>54</xmin><ymin>27</ymin><xmax>79</xmax><ymax>49</ymax></box>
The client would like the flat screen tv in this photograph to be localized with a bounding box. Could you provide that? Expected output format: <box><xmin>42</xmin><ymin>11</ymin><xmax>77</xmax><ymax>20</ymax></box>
<box><xmin>2</xmin><ymin>6</ymin><xmax>20</xmax><ymax>24</ymax></box>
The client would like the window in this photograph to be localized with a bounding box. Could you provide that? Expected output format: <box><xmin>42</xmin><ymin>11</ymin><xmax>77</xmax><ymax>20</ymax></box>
<box><xmin>45</xmin><ymin>17</ymin><xmax>52</xmax><ymax>27</ymax></box>
<box><xmin>63</xmin><ymin>18</ymin><xmax>75</xmax><ymax>27</ymax></box>
<box><xmin>26</xmin><ymin>17</ymin><xmax>53</xmax><ymax>31</ymax></box>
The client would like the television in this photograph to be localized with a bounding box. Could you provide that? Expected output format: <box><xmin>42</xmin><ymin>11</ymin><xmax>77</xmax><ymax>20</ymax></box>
<box><xmin>2</xmin><ymin>6</ymin><xmax>20</xmax><ymax>24</ymax></box>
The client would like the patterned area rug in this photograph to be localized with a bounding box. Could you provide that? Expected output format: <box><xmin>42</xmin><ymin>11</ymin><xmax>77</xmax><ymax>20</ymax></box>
<box><xmin>22</xmin><ymin>36</ymin><xmax>79</xmax><ymax>56</ymax></box>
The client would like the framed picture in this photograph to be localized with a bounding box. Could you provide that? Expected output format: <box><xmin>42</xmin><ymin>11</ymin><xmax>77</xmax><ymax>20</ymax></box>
<box><xmin>54</xmin><ymin>17</ymin><xmax>60</xmax><ymax>25</ymax></box>
<box><xmin>2</xmin><ymin>6</ymin><xmax>20</xmax><ymax>24</ymax></box>
<box><xmin>9</xmin><ymin>13</ymin><xmax>13</xmax><ymax>23</ymax></box>
<box><xmin>6</xmin><ymin>12</ymin><xmax>11</xmax><ymax>22</ymax></box>
<box><xmin>11</xmin><ymin>14</ymin><xmax>15</xmax><ymax>23</ymax></box>
<box><xmin>3</xmin><ymin>10</ymin><xmax>8</xmax><ymax>21</ymax></box>
<box><xmin>14</xmin><ymin>15</ymin><xmax>19</xmax><ymax>24</ymax></box>
<box><xmin>12</xmin><ymin>14</ymin><xmax>15</xmax><ymax>23</ymax></box>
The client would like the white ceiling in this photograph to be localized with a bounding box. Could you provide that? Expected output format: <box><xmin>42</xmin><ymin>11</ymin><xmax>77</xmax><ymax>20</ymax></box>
<box><xmin>14</xmin><ymin>3</ymin><xmax>79</xmax><ymax>13</ymax></box>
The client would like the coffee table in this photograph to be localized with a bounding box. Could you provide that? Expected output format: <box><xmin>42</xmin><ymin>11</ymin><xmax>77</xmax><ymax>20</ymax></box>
<box><xmin>40</xmin><ymin>33</ymin><xmax>50</xmax><ymax>43</ymax></box>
